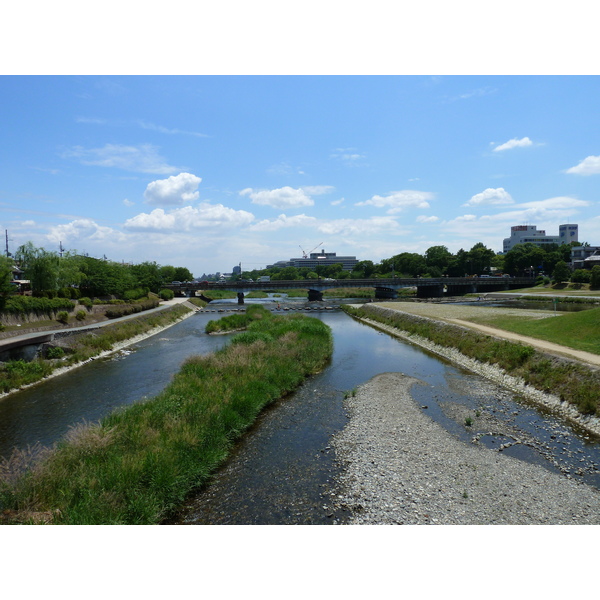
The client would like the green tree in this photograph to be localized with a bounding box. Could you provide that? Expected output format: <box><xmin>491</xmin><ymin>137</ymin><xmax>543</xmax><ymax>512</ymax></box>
<box><xmin>130</xmin><ymin>261</ymin><xmax>162</xmax><ymax>293</ymax></box>
<box><xmin>0</xmin><ymin>255</ymin><xmax>15</xmax><ymax>310</ymax></box>
<box><xmin>552</xmin><ymin>261</ymin><xmax>571</xmax><ymax>283</ymax></box>
<box><xmin>15</xmin><ymin>242</ymin><xmax>59</xmax><ymax>294</ymax></box>
<box><xmin>173</xmin><ymin>266</ymin><xmax>193</xmax><ymax>282</ymax></box>
<box><xmin>503</xmin><ymin>243</ymin><xmax>546</xmax><ymax>276</ymax></box>
<box><xmin>425</xmin><ymin>245</ymin><xmax>452</xmax><ymax>274</ymax></box>
<box><xmin>590</xmin><ymin>266</ymin><xmax>600</xmax><ymax>290</ymax></box>
<box><xmin>467</xmin><ymin>242</ymin><xmax>496</xmax><ymax>275</ymax></box>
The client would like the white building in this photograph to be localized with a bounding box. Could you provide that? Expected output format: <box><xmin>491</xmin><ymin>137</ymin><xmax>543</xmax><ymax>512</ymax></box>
<box><xmin>503</xmin><ymin>224</ymin><xmax>578</xmax><ymax>253</ymax></box>
<box><xmin>268</xmin><ymin>250</ymin><xmax>358</xmax><ymax>272</ymax></box>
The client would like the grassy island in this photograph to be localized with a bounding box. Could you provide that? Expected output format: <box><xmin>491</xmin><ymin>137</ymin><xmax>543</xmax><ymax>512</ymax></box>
<box><xmin>0</xmin><ymin>306</ymin><xmax>332</xmax><ymax>524</ymax></box>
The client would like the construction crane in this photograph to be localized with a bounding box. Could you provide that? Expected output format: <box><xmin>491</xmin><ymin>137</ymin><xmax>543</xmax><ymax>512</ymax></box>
<box><xmin>299</xmin><ymin>242</ymin><xmax>323</xmax><ymax>258</ymax></box>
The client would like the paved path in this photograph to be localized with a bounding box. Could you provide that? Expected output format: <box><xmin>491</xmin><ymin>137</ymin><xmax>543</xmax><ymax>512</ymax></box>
<box><xmin>375</xmin><ymin>301</ymin><xmax>600</xmax><ymax>368</ymax></box>
<box><xmin>0</xmin><ymin>296</ymin><xmax>193</xmax><ymax>352</ymax></box>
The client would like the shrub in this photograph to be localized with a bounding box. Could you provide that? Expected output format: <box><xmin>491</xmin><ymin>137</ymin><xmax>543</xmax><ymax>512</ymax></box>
<box><xmin>79</xmin><ymin>297</ymin><xmax>93</xmax><ymax>310</ymax></box>
<box><xmin>159</xmin><ymin>289</ymin><xmax>174</xmax><ymax>301</ymax></box>
<box><xmin>75</xmin><ymin>310</ymin><xmax>86</xmax><ymax>321</ymax></box>
<box><xmin>56</xmin><ymin>311</ymin><xmax>69</xmax><ymax>324</ymax></box>
<box><xmin>46</xmin><ymin>347</ymin><xmax>65</xmax><ymax>359</ymax></box>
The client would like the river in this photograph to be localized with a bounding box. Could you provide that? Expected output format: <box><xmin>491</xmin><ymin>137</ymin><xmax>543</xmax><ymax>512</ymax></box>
<box><xmin>1</xmin><ymin>298</ymin><xmax>600</xmax><ymax>524</ymax></box>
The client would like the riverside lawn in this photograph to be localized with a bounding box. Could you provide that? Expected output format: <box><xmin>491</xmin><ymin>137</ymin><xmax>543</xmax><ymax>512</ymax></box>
<box><xmin>0</xmin><ymin>306</ymin><xmax>333</xmax><ymax>524</ymax></box>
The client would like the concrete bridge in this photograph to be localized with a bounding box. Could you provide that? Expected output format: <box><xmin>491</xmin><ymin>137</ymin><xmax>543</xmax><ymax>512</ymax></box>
<box><xmin>166</xmin><ymin>276</ymin><xmax>536</xmax><ymax>303</ymax></box>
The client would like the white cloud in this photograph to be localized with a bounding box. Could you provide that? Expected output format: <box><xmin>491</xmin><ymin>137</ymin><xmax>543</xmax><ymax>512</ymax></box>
<box><xmin>123</xmin><ymin>198</ymin><xmax>134</xmax><ymax>207</ymax></box>
<box><xmin>61</xmin><ymin>143</ymin><xmax>180</xmax><ymax>174</ymax></box>
<box><xmin>301</xmin><ymin>185</ymin><xmax>334</xmax><ymax>196</ymax></box>
<box><xmin>136</xmin><ymin>120</ymin><xmax>208</xmax><ymax>138</ymax></box>
<box><xmin>46</xmin><ymin>218</ymin><xmax>124</xmax><ymax>244</ymax></box>
<box><xmin>517</xmin><ymin>196</ymin><xmax>589</xmax><ymax>210</ymax></box>
<box><xmin>330</xmin><ymin>148</ymin><xmax>366</xmax><ymax>164</ymax></box>
<box><xmin>416</xmin><ymin>215</ymin><xmax>439</xmax><ymax>223</ymax></box>
<box><xmin>124</xmin><ymin>203</ymin><xmax>254</xmax><ymax>232</ymax></box>
<box><xmin>463</xmin><ymin>187</ymin><xmax>514</xmax><ymax>207</ymax></box>
<box><xmin>355</xmin><ymin>190</ymin><xmax>433</xmax><ymax>214</ymax></box>
<box><xmin>240</xmin><ymin>186</ymin><xmax>315</xmax><ymax>209</ymax></box>
<box><xmin>249</xmin><ymin>214</ymin><xmax>317</xmax><ymax>232</ymax></box>
<box><xmin>331</xmin><ymin>198</ymin><xmax>345</xmax><ymax>206</ymax></box>
<box><xmin>565</xmin><ymin>155</ymin><xmax>600</xmax><ymax>175</ymax></box>
<box><xmin>144</xmin><ymin>173</ymin><xmax>202</xmax><ymax>206</ymax></box>
<box><xmin>493</xmin><ymin>137</ymin><xmax>534</xmax><ymax>152</ymax></box>
<box><xmin>316</xmin><ymin>216</ymin><xmax>400</xmax><ymax>236</ymax></box>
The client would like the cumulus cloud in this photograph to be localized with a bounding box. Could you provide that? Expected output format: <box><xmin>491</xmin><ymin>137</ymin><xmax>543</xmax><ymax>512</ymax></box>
<box><xmin>249</xmin><ymin>214</ymin><xmax>317</xmax><ymax>232</ymax></box>
<box><xmin>123</xmin><ymin>198</ymin><xmax>135</xmax><ymax>207</ymax></box>
<box><xmin>61</xmin><ymin>143</ymin><xmax>180</xmax><ymax>174</ymax></box>
<box><xmin>493</xmin><ymin>137</ymin><xmax>534</xmax><ymax>152</ymax></box>
<box><xmin>46</xmin><ymin>218</ymin><xmax>124</xmax><ymax>244</ymax></box>
<box><xmin>144</xmin><ymin>172</ymin><xmax>202</xmax><ymax>206</ymax></box>
<box><xmin>463</xmin><ymin>187</ymin><xmax>514</xmax><ymax>207</ymax></box>
<box><xmin>240</xmin><ymin>186</ymin><xmax>315</xmax><ymax>209</ymax></box>
<box><xmin>416</xmin><ymin>215</ymin><xmax>439</xmax><ymax>223</ymax></box>
<box><xmin>565</xmin><ymin>155</ymin><xmax>600</xmax><ymax>175</ymax></box>
<box><xmin>355</xmin><ymin>190</ymin><xmax>433</xmax><ymax>214</ymax></box>
<box><xmin>124</xmin><ymin>203</ymin><xmax>254</xmax><ymax>232</ymax></box>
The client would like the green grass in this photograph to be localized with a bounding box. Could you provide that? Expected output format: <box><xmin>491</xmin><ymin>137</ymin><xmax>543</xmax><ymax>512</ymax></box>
<box><xmin>0</xmin><ymin>310</ymin><xmax>332</xmax><ymax>524</ymax></box>
<box><xmin>466</xmin><ymin>306</ymin><xmax>600</xmax><ymax>355</ymax></box>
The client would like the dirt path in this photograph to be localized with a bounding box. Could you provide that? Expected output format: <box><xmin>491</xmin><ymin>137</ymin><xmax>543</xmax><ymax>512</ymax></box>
<box><xmin>376</xmin><ymin>301</ymin><xmax>600</xmax><ymax>368</ymax></box>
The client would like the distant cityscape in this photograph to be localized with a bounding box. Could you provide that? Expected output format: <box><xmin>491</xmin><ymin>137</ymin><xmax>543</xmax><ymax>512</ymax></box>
<box><xmin>195</xmin><ymin>222</ymin><xmax>599</xmax><ymax>281</ymax></box>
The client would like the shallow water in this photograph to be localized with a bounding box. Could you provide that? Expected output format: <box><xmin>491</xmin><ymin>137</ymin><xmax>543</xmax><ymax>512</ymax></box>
<box><xmin>2</xmin><ymin>301</ymin><xmax>599</xmax><ymax>524</ymax></box>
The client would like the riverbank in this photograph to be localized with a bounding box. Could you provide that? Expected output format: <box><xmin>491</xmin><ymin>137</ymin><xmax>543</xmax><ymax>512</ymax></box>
<box><xmin>344</xmin><ymin>303</ymin><xmax>600</xmax><ymax>437</ymax></box>
<box><xmin>0</xmin><ymin>299</ymin><xmax>200</xmax><ymax>400</ymax></box>
<box><xmin>331</xmin><ymin>372</ymin><xmax>600</xmax><ymax>524</ymax></box>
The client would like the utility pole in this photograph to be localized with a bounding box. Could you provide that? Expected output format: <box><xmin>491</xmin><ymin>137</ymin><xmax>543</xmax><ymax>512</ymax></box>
<box><xmin>5</xmin><ymin>230</ymin><xmax>9</xmax><ymax>257</ymax></box>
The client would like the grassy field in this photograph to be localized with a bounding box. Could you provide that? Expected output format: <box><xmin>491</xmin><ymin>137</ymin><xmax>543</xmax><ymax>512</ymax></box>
<box><xmin>465</xmin><ymin>307</ymin><xmax>600</xmax><ymax>355</ymax></box>
<box><xmin>0</xmin><ymin>306</ymin><xmax>333</xmax><ymax>524</ymax></box>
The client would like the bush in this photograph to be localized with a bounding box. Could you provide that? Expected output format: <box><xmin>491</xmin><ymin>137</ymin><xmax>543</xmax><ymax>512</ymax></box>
<box><xmin>46</xmin><ymin>347</ymin><xmax>65</xmax><ymax>359</ymax></box>
<box><xmin>123</xmin><ymin>288</ymin><xmax>149</xmax><ymax>302</ymax></box>
<box><xmin>56</xmin><ymin>311</ymin><xmax>69</xmax><ymax>324</ymax></box>
<box><xmin>159</xmin><ymin>289</ymin><xmax>174</xmax><ymax>301</ymax></box>
<box><xmin>79</xmin><ymin>297</ymin><xmax>93</xmax><ymax>310</ymax></box>
<box><xmin>75</xmin><ymin>310</ymin><xmax>87</xmax><ymax>321</ymax></box>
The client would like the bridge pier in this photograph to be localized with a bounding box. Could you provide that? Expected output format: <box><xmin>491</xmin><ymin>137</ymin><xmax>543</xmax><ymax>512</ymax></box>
<box><xmin>374</xmin><ymin>287</ymin><xmax>398</xmax><ymax>299</ymax></box>
<box><xmin>307</xmin><ymin>289</ymin><xmax>323</xmax><ymax>302</ymax></box>
<box><xmin>416</xmin><ymin>284</ymin><xmax>444</xmax><ymax>298</ymax></box>
<box><xmin>237</xmin><ymin>292</ymin><xmax>245</xmax><ymax>305</ymax></box>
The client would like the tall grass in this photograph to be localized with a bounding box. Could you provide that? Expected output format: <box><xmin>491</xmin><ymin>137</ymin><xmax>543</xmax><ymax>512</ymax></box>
<box><xmin>343</xmin><ymin>304</ymin><xmax>600</xmax><ymax>417</ymax></box>
<box><xmin>1</xmin><ymin>310</ymin><xmax>332</xmax><ymax>524</ymax></box>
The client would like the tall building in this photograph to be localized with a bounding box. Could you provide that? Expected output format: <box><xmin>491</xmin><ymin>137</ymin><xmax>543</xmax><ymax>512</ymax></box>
<box><xmin>503</xmin><ymin>224</ymin><xmax>578</xmax><ymax>253</ymax></box>
<box><xmin>268</xmin><ymin>249</ymin><xmax>358</xmax><ymax>271</ymax></box>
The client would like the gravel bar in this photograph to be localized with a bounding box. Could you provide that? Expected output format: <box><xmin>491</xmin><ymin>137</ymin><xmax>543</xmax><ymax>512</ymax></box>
<box><xmin>330</xmin><ymin>372</ymin><xmax>600</xmax><ymax>524</ymax></box>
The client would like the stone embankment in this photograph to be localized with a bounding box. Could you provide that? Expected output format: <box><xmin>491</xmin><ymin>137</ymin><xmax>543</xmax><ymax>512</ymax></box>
<box><xmin>331</xmin><ymin>372</ymin><xmax>600</xmax><ymax>524</ymax></box>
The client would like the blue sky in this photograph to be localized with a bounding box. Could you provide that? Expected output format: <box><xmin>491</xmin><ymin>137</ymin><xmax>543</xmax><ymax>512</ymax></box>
<box><xmin>1</xmin><ymin>75</ymin><xmax>599</xmax><ymax>277</ymax></box>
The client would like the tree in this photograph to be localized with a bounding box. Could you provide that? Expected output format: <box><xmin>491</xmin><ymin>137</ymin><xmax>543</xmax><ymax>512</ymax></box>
<box><xmin>15</xmin><ymin>242</ymin><xmax>60</xmax><ymax>294</ymax></box>
<box><xmin>590</xmin><ymin>266</ymin><xmax>600</xmax><ymax>290</ymax></box>
<box><xmin>467</xmin><ymin>242</ymin><xmax>496</xmax><ymax>275</ymax></box>
<box><xmin>425</xmin><ymin>245</ymin><xmax>452</xmax><ymax>273</ymax></box>
<box><xmin>552</xmin><ymin>261</ymin><xmax>571</xmax><ymax>284</ymax></box>
<box><xmin>354</xmin><ymin>260</ymin><xmax>376</xmax><ymax>278</ymax></box>
<box><xmin>0</xmin><ymin>255</ymin><xmax>14</xmax><ymax>310</ymax></box>
<box><xmin>503</xmin><ymin>243</ymin><xmax>546</xmax><ymax>276</ymax></box>
<box><xmin>173</xmin><ymin>266</ymin><xmax>193</xmax><ymax>282</ymax></box>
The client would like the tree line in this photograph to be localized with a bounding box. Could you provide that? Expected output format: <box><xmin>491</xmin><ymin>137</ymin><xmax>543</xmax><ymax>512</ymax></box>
<box><xmin>1</xmin><ymin>242</ymin><xmax>193</xmax><ymax>302</ymax></box>
<box><xmin>235</xmin><ymin>241</ymin><xmax>585</xmax><ymax>282</ymax></box>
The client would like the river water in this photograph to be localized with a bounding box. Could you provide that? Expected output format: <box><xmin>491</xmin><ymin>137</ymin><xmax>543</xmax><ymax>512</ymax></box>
<box><xmin>1</xmin><ymin>298</ymin><xmax>600</xmax><ymax>524</ymax></box>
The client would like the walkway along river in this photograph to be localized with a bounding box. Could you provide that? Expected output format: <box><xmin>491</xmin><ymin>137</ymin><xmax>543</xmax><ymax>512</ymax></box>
<box><xmin>2</xmin><ymin>301</ymin><xmax>600</xmax><ymax>523</ymax></box>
